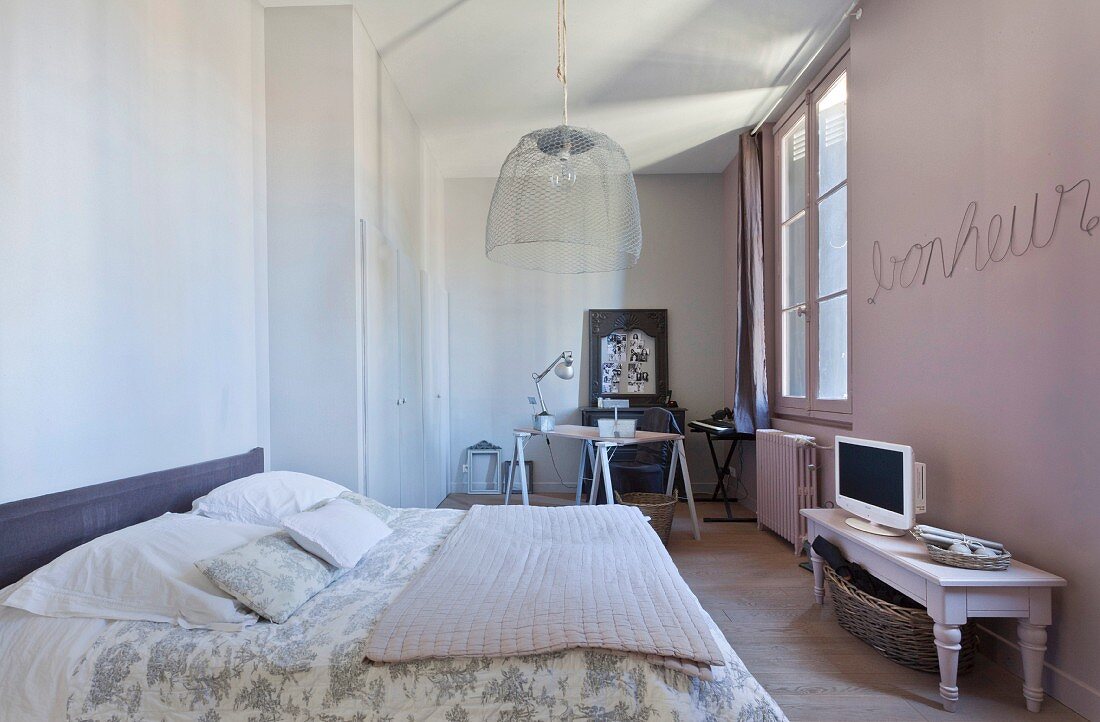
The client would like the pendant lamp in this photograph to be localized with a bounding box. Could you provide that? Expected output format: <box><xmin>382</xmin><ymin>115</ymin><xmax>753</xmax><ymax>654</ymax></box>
<box><xmin>485</xmin><ymin>0</ymin><xmax>642</xmax><ymax>273</ymax></box>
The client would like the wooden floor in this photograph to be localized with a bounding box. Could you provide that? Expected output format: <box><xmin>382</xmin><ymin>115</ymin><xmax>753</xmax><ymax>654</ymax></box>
<box><xmin>441</xmin><ymin>493</ymin><xmax>1084</xmax><ymax>722</ymax></box>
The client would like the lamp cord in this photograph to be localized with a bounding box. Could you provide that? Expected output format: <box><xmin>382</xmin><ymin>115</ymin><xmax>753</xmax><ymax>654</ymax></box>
<box><xmin>546</xmin><ymin>438</ymin><xmax>619</xmax><ymax>495</ymax></box>
<box><xmin>557</xmin><ymin>0</ymin><xmax>568</xmax><ymax>125</ymax></box>
<box><xmin>546</xmin><ymin>437</ymin><xmax>572</xmax><ymax>487</ymax></box>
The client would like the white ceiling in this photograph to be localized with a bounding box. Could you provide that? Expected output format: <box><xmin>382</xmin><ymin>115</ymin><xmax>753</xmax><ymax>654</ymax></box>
<box><xmin>273</xmin><ymin>1</ymin><xmax>853</xmax><ymax>176</ymax></box>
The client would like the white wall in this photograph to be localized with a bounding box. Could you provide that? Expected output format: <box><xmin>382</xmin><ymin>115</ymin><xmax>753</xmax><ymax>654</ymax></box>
<box><xmin>444</xmin><ymin>174</ymin><xmax>728</xmax><ymax>494</ymax></box>
<box><xmin>252</xmin><ymin>1</ymin><xmax>271</xmax><ymax>463</ymax></box>
<box><xmin>0</xmin><ymin>0</ymin><xmax>265</xmax><ymax>503</ymax></box>
<box><xmin>265</xmin><ymin>6</ymin><xmax>360</xmax><ymax>488</ymax></box>
<box><xmin>265</xmin><ymin>5</ymin><xmax>449</xmax><ymax>500</ymax></box>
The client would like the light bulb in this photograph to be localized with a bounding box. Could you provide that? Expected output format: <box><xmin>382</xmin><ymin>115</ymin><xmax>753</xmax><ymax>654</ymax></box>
<box><xmin>549</xmin><ymin>157</ymin><xmax>577</xmax><ymax>189</ymax></box>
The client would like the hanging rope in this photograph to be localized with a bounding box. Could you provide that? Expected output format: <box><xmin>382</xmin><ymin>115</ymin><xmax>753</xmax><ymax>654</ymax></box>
<box><xmin>557</xmin><ymin>0</ymin><xmax>568</xmax><ymax>125</ymax></box>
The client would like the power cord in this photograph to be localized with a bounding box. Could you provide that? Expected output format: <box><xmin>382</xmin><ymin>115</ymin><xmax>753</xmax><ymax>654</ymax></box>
<box><xmin>545</xmin><ymin>437</ymin><xmax>573</xmax><ymax>488</ymax></box>
<box><xmin>545</xmin><ymin>437</ymin><xmax>618</xmax><ymax>494</ymax></box>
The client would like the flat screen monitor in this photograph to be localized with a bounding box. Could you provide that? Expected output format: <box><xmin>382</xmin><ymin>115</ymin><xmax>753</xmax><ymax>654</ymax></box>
<box><xmin>835</xmin><ymin>436</ymin><xmax>913</xmax><ymax>535</ymax></box>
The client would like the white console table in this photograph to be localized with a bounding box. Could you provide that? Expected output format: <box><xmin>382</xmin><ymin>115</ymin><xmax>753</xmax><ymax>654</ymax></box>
<box><xmin>801</xmin><ymin>509</ymin><xmax>1066</xmax><ymax>714</ymax></box>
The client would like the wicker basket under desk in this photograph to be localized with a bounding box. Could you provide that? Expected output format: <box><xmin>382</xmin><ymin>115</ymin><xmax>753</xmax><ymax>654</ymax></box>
<box><xmin>824</xmin><ymin>565</ymin><xmax>978</xmax><ymax>674</ymax></box>
<box><xmin>614</xmin><ymin>492</ymin><xmax>676</xmax><ymax>545</ymax></box>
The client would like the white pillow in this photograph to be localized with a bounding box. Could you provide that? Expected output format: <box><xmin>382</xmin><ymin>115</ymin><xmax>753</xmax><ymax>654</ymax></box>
<box><xmin>316</xmin><ymin>490</ymin><xmax>402</xmax><ymax>523</ymax></box>
<box><xmin>0</xmin><ymin>514</ymin><xmax>272</xmax><ymax>630</ymax></box>
<box><xmin>191</xmin><ymin>470</ymin><xmax>347</xmax><ymax>526</ymax></box>
<box><xmin>282</xmin><ymin>498</ymin><xmax>393</xmax><ymax>568</ymax></box>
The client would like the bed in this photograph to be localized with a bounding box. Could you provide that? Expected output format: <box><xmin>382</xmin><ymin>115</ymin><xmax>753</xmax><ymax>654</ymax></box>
<box><xmin>0</xmin><ymin>449</ymin><xmax>786</xmax><ymax>721</ymax></box>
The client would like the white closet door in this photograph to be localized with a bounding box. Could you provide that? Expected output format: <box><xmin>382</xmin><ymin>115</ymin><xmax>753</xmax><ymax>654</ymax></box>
<box><xmin>419</xmin><ymin>272</ymin><xmax>437</xmax><ymax>506</ymax></box>
<box><xmin>397</xmin><ymin>251</ymin><xmax>426</xmax><ymax>507</ymax></box>
<box><xmin>365</xmin><ymin>233</ymin><xmax>402</xmax><ymax>507</ymax></box>
<box><xmin>428</xmin><ymin>284</ymin><xmax>450</xmax><ymax>505</ymax></box>
<box><xmin>420</xmin><ymin>279</ymin><xmax>450</xmax><ymax>507</ymax></box>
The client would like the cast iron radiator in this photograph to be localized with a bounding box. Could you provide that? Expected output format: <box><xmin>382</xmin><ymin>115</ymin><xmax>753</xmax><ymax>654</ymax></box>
<box><xmin>755</xmin><ymin>429</ymin><xmax>817</xmax><ymax>553</ymax></box>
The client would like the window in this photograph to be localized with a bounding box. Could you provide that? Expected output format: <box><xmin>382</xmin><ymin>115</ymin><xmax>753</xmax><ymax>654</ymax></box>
<box><xmin>774</xmin><ymin>56</ymin><xmax>850</xmax><ymax>416</ymax></box>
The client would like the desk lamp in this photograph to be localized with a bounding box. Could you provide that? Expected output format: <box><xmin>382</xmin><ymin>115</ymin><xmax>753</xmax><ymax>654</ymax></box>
<box><xmin>532</xmin><ymin>351</ymin><xmax>574</xmax><ymax>432</ymax></box>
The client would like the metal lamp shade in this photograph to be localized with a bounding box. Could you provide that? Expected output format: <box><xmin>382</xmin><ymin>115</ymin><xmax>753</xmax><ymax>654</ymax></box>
<box><xmin>486</xmin><ymin>125</ymin><xmax>642</xmax><ymax>273</ymax></box>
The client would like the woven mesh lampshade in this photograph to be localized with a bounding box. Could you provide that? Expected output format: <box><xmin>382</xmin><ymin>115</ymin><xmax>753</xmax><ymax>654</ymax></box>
<box><xmin>485</xmin><ymin>124</ymin><xmax>643</xmax><ymax>273</ymax></box>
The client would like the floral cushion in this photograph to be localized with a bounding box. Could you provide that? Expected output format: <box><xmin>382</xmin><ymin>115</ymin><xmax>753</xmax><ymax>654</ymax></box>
<box><xmin>195</xmin><ymin>531</ymin><xmax>343</xmax><ymax>623</ymax></box>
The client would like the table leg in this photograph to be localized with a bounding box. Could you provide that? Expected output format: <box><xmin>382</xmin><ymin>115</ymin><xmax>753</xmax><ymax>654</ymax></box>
<box><xmin>574</xmin><ymin>440</ymin><xmax>588</xmax><ymax>505</ymax></box>
<box><xmin>933</xmin><ymin>623</ymin><xmax>962</xmax><ymax>713</ymax></box>
<box><xmin>586</xmin><ymin>443</ymin><xmax>597</xmax><ymax>503</ymax></box>
<box><xmin>589</xmin><ymin>450</ymin><xmax>602</xmax><ymax>505</ymax></box>
<box><xmin>808</xmin><ymin>545</ymin><xmax>825</xmax><ymax>604</ymax></box>
<box><xmin>504</xmin><ymin>434</ymin><xmax>518</xmax><ymax>505</ymax></box>
<box><xmin>505</xmin><ymin>450</ymin><xmax>516</xmax><ymax>499</ymax></box>
<box><xmin>665</xmin><ymin>451</ymin><xmax>678</xmax><ymax>496</ymax></box>
<box><xmin>664</xmin><ymin>446</ymin><xmax>683</xmax><ymax>526</ymax></box>
<box><xmin>516</xmin><ymin>435</ymin><xmax>530</xmax><ymax>506</ymax></box>
<box><xmin>706</xmin><ymin>433</ymin><xmax>732</xmax><ymax>501</ymax></box>
<box><xmin>676</xmin><ymin>439</ymin><xmax>700</xmax><ymax>540</ymax></box>
<box><xmin>1018</xmin><ymin>622</ymin><xmax>1048</xmax><ymax>713</ymax></box>
<box><xmin>597</xmin><ymin>443</ymin><xmax>615</xmax><ymax>506</ymax></box>
<box><xmin>703</xmin><ymin>436</ymin><xmax>756</xmax><ymax>523</ymax></box>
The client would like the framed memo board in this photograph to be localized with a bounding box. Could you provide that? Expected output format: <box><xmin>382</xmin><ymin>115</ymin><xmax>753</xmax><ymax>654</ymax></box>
<box><xmin>588</xmin><ymin>309</ymin><xmax>669</xmax><ymax>407</ymax></box>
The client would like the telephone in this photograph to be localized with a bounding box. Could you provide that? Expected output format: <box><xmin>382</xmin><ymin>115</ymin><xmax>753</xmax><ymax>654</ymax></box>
<box><xmin>710</xmin><ymin>407</ymin><xmax>733</xmax><ymax>422</ymax></box>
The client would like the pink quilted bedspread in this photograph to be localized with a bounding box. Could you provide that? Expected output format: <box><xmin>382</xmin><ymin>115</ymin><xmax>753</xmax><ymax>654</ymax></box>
<box><xmin>363</xmin><ymin>503</ymin><xmax>725</xmax><ymax>678</ymax></box>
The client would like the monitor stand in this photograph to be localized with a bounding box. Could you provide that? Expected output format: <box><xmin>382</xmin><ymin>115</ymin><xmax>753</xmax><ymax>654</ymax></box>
<box><xmin>844</xmin><ymin>517</ymin><xmax>906</xmax><ymax>537</ymax></box>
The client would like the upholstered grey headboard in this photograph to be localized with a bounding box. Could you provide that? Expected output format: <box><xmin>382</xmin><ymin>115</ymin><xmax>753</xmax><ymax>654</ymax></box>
<box><xmin>0</xmin><ymin>448</ymin><xmax>264</xmax><ymax>589</ymax></box>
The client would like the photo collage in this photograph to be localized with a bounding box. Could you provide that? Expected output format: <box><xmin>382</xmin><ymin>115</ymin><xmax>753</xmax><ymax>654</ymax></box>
<box><xmin>600</xmin><ymin>330</ymin><xmax>655</xmax><ymax>395</ymax></box>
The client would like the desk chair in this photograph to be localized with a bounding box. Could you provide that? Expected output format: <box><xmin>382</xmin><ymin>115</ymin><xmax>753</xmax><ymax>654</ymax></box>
<box><xmin>590</xmin><ymin>407</ymin><xmax>679</xmax><ymax>503</ymax></box>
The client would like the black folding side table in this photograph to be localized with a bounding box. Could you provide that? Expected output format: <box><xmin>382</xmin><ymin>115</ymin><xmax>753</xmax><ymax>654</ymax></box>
<box><xmin>687</xmin><ymin>423</ymin><xmax>757</xmax><ymax>523</ymax></box>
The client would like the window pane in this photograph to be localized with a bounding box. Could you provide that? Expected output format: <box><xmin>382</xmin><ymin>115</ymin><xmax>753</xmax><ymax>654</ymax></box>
<box><xmin>818</xmin><ymin>185</ymin><xmax>847</xmax><ymax>297</ymax></box>
<box><xmin>817</xmin><ymin>294</ymin><xmax>848</xmax><ymax>400</ymax></box>
<box><xmin>782</xmin><ymin>308</ymin><xmax>806</xmax><ymax>398</ymax></box>
<box><xmin>781</xmin><ymin>116</ymin><xmax>807</xmax><ymax>221</ymax></box>
<box><xmin>782</xmin><ymin>214</ymin><xmax>806</xmax><ymax>308</ymax></box>
<box><xmin>817</xmin><ymin>73</ymin><xmax>847</xmax><ymax>195</ymax></box>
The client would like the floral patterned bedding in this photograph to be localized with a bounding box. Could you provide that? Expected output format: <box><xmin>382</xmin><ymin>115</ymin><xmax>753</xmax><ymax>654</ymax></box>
<box><xmin>62</xmin><ymin>507</ymin><xmax>786</xmax><ymax>721</ymax></box>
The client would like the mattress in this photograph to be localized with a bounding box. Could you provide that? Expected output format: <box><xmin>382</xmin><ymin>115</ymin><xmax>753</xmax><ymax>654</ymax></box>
<box><xmin>0</xmin><ymin>507</ymin><xmax>787</xmax><ymax>721</ymax></box>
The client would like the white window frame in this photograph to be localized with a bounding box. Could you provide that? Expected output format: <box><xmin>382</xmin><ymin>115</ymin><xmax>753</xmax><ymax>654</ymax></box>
<box><xmin>772</xmin><ymin>50</ymin><xmax>852</xmax><ymax>419</ymax></box>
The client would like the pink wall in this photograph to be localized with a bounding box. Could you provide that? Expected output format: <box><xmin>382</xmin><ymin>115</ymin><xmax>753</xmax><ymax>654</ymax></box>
<box><xmin>771</xmin><ymin>1</ymin><xmax>1100</xmax><ymax>716</ymax></box>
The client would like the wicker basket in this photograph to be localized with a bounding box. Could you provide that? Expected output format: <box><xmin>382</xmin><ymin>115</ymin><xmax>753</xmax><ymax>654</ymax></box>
<box><xmin>615</xmin><ymin>492</ymin><xmax>676</xmax><ymax>545</ymax></box>
<box><xmin>911</xmin><ymin>529</ymin><xmax>1012</xmax><ymax>571</ymax></box>
<box><xmin>825</xmin><ymin>565</ymin><xmax>978</xmax><ymax>674</ymax></box>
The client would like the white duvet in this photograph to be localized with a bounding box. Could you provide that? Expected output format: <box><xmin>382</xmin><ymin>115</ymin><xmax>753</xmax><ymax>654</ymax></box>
<box><xmin>0</xmin><ymin>507</ymin><xmax>787</xmax><ymax>722</ymax></box>
<box><xmin>0</xmin><ymin>607</ymin><xmax>106</xmax><ymax>720</ymax></box>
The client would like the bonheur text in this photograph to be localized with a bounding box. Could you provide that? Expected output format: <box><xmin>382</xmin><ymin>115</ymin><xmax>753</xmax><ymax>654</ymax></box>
<box><xmin>870</xmin><ymin>179</ymin><xmax>1097</xmax><ymax>304</ymax></box>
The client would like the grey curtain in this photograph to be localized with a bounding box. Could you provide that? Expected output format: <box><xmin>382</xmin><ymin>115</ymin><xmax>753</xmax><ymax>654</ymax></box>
<box><xmin>733</xmin><ymin>132</ymin><xmax>769</xmax><ymax>432</ymax></box>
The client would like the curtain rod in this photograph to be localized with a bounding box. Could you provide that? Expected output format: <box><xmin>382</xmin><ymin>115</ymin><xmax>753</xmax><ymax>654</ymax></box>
<box><xmin>751</xmin><ymin>2</ymin><xmax>860</xmax><ymax>136</ymax></box>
